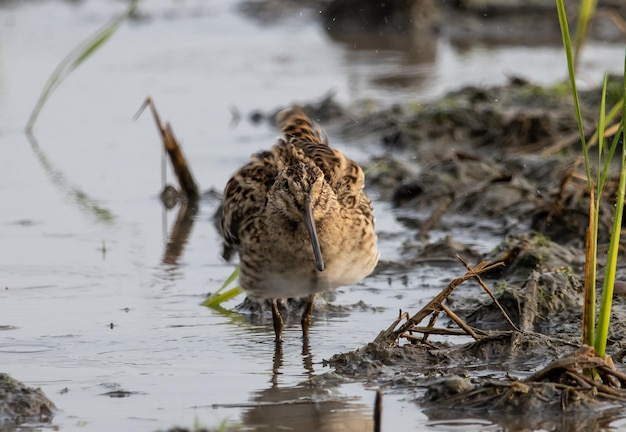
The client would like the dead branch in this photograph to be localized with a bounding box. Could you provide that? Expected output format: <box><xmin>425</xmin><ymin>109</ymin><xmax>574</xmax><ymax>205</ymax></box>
<box><xmin>458</xmin><ymin>255</ymin><xmax>519</xmax><ymax>331</ymax></box>
<box><xmin>135</xmin><ymin>96</ymin><xmax>200</xmax><ymax>201</ymax></box>
<box><xmin>373</xmin><ymin>260</ymin><xmax>505</xmax><ymax>345</ymax></box>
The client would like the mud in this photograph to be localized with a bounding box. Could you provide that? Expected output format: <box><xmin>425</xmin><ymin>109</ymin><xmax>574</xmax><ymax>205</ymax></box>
<box><xmin>325</xmin><ymin>255</ymin><xmax>626</xmax><ymax>430</ymax></box>
<box><xmin>0</xmin><ymin>373</ymin><xmax>55</xmax><ymax>428</ymax></box>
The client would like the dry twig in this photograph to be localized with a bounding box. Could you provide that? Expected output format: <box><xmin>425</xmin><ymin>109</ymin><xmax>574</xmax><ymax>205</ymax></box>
<box><xmin>135</xmin><ymin>97</ymin><xmax>200</xmax><ymax>201</ymax></box>
<box><xmin>374</xmin><ymin>259</ymin><xmax>505</xmax><ymax>345</ymax></box>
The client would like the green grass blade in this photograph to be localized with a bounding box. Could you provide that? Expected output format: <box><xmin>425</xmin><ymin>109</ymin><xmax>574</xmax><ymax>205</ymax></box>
<box><xmin>25</xmin><ymin>0</ymin><xmax>140</xmax><ymax>133</ymax></box>
<box><xmin>202</xmin><ymin>287</ymin><xmax>243</xmax><ymax>308</ymax></box>
<box><xmin>221</xmin><ymin>266</ymin><xmax>240</xmax><ymax>290</ymax></box>
<box><xmin>556</xmin><ymin>0</ymin><xmax>597</xmax><ymax>346</ymax></box>
<box><xmin>573</xmin><ymin>0</ymin><xmax>598</xmax><ymax>66</ymax></box>
<box><xmin>600</xmin><ymin>123</ymin><xmax>624</xmax><ymax>190</ymax></box>
<box><xmin>594</xmin><ymin>52</ymin><xmax>626</xmax><ymax>356</ymax></box>
<box><xmin>202</xmin><ymin>266</ymin><xmax>243</xmax><ymax>308</ymax></box>
<box><xmin>556</xmin><ymin>0</ymin><xmax>604</xmax><ymax>345</ymax></box>
<box><xmin>582</xmin><ymin>194</ymin><xmax>596</xmax><ymax>347</ymax></box>
<box><xmin>556</xmin><ymin>0</ymin><xmax>592</xmax><ymax>187</ymax></box>
<box><xmin>596</xmin><ymin>74</ymin><xmax>608</xmax><ymax>196</ymax></box>
<box><xmin>585</xmin><ymin>97</ymin><xmax>624</xmax><ymax>154</ymax></box>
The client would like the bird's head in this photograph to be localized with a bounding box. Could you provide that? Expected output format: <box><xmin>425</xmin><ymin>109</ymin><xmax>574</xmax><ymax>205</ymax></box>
<box><xmin>268</xmin><ymin>163</ymin><xmax>329</xmax><ymax>271</ymax></box>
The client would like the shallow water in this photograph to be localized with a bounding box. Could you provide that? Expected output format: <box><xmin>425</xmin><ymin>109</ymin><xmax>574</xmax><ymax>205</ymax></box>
<box><xmin>1</xmin><ymin>1</ymin><xmax>625</xmax><ymax>431</ymax></box>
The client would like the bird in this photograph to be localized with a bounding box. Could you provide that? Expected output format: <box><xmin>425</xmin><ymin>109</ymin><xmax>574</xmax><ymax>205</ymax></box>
<box><xmin>220</xmin><ymin>106</ymin><xmax>379</xmax><ymax>341</ymax></box>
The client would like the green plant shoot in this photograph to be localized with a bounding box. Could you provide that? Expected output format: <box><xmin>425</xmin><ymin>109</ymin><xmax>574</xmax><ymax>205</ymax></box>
<box><xmin>556</xmin><ymin>0</ymin><xmax>596</xmax><ymax>346</ymax></box>
<box><xmin>202</xmin><ymin>266</ymin><xmax>242</xmax><ymax>308</ymax></box>
<box><xmin>594</xmin><ymin>60</ymin><xmax>626</xmax><ymax>356</ymax></box>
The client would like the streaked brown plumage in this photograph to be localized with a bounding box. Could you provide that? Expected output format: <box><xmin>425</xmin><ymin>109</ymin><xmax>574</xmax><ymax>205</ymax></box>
<box><xmin>221</xmin><ymin>107</ymin><xmax>378</xmax><ymax>341</ymax></box>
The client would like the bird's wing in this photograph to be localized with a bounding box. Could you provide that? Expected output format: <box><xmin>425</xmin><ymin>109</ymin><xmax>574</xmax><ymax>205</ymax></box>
<box><xmin>220</xmin><ymin>150</ymin><xmax>277</xmax><ymax>260</ymax></box>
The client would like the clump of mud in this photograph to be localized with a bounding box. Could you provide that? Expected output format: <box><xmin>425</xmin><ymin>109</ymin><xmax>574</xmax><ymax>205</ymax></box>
<box><xmin>0</xmin><ymin>373</ymin><xmax>55</xmax><ymax>427</ymax></box>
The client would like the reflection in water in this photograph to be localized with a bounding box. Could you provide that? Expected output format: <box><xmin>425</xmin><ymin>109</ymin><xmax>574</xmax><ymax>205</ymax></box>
<box><xmin>211</xmin><ymin>334</ymin><xmax>375</xmax><ymax>431</ymax></box>
<box><xmin>301</xmin><ymin>335</ymin><xmax>314</xmax><ymax>376</ymax></box>
<box><xmin>26</xmin><ymin>132</ymin><xmax>116</xmax><ymax>225</ymax></box>
<box><xmin>247</xmin><ymin>338</ymin><xmax>371</xmax><ymax>431</ymax></box>
<box><xmin>271</xmin><ymin>337</ymin><xmax>314</xmax><ymax>387</ymax></box>
<box><xmin>424</xmin><ymin>406</ymin><xmax>626</xmax><ymax>431</ymax></box>
<box><xmin>162</xmin><ymin>199</ymin><xmax>198</xmax><ymax>266</ymax></box>
<box><xmin>271</xmin><ymin>341</ymin><xmax>283</xmax><ymax>387</ymax></box>
<box><xmin>241</xmin><ymin>383</ymin><xmax>374</xmax><ymax>432</ymax></box>
<box><xmin>156</xmin><ymin>197</ymin><xmax>200</xmax><ymax>287</ymax></box>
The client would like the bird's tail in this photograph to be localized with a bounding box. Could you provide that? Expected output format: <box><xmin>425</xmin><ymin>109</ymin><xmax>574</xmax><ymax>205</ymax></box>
<box><xmin>276</xmin><ymin>106</ymin><xmax>328</xmax><ymax>145</ymax></box>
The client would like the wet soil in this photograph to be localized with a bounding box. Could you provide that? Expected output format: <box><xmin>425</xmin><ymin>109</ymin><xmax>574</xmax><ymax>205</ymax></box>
<box><xmin>0</xmin><ymin>373</ymin><xmax>55</xmax><ymax>429</ymax></box>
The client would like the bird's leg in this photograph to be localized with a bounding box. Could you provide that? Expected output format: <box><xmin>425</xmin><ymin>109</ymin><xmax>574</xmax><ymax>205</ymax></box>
<box><xmin>271</xmin><ymin>299</ymin><xmax>284</xmax><ymax>342</ymax></box>
<box><xmin>301</xmin><ymin>294</ymin><xmax>316</xmax><ymax>338</ymax></box>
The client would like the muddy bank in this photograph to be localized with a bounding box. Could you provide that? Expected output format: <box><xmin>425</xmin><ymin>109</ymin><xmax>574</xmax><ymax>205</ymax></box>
<box><xmin>0</xmin><ymin>373</ymin><xmax>55</xmax><ymax>428</ymax></box>
<box><xmin>326</xmin><ymin>235</ymin><xmax>626</xmax><ymax>430</ymax></box>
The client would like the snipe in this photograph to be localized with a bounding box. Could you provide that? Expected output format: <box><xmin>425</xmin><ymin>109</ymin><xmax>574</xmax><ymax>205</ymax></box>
<box><xmin>220</xmin><ymin>107</ymin><xmax>378</xmax><ymax>341</ymax></box>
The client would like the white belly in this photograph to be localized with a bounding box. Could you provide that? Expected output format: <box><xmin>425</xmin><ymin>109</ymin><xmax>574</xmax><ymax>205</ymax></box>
<box><xmin>247</xmin><ymin>254</ymin><xmax>378</xmax><ymax>300</ymax></box>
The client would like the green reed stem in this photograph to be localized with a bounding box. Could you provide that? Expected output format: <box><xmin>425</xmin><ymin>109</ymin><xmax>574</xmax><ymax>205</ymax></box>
<box><xmin>573</xmin><ymin>0</ymin><xmax>598</xmax><ymax>66</ymax></box>
<box><xmin>556</xmin><ymin>0</ymin><xmax>596</xmax><ymax>346</ymax></box>
<box><xmin>594</xmin><ymin>57</ymin><xmax>626</xmax><ymax>356</ymax></box>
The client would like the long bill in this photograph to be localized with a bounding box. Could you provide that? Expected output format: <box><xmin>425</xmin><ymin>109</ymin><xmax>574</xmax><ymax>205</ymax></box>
<box><xmin>303</xmin><ymin>195</ymin><xmax>325</xmax><ymax>272</ymax></box>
